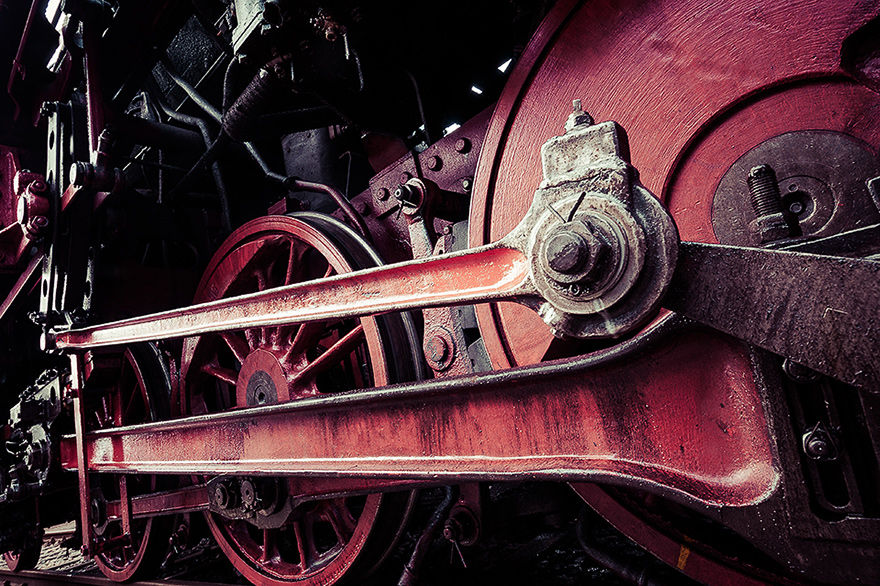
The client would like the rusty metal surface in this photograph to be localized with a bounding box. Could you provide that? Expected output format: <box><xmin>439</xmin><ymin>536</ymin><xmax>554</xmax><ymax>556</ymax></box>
<box><xmin>105</xmin><ymin>485</ymin><xmax>210</xmax><ymax>520</ymax></box>
<box><xmin>712</xmin><ymin>131</ymin><xmax>880</xmax><ymax>246</ymax></box>
<box><xmin>668</xmin><ymin>242</ymin><xmax>880</xmax><ymax>390</ymax></box>
<box><xmin>60</xmin><ymin>325</ymin><xmax>777</xmax><ymax>509</ymax></box>
<box><xmin>54</xmin><ymin>243</ymin><xmax>529</xmax><ymax>350</ymax></box>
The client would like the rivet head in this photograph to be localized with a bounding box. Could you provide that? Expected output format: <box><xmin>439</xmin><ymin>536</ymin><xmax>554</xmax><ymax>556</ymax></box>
<box><xmin>427</xmin><ymin>335</ymin><xmax>449</xmax><ymax>362</ymax></box>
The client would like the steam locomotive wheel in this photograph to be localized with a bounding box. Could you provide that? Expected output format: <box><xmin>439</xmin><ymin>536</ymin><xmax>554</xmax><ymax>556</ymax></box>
<box><xmin>472</xmin><ymin>0</ymin><xmax>880</xmax><ymax>367</ymax></box>
<box><xmin>470</xmin><ymin>0</ymin><xmax>880</xmax><ymax>582</ymax></box>
<box><xmin>181</xmin><ymin>214</ymin><xmax>418</xmax><ymax>586</ymax></box>
<box><xmin>2</xmin><ymin>531</ymin><xmax>42</xmax><ymax>571</ymax></box>
<box><xmin>89</xmin><ymin>344</ymin><xmax>174</xmax><ymax>581</ymax></box>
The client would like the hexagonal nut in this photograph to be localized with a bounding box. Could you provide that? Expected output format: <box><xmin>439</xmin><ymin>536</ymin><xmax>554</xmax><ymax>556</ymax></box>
<box><xmin>748</xmin><ymin>213</ymin><xmax>788</xmax><ymax>244</ymax></box>
<box><xmin>540</xmin><ymin>220</ymin><xmax>611</xmax><ymax>286</ymax></box>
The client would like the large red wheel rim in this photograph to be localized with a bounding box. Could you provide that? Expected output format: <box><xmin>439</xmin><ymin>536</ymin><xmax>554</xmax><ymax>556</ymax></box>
<box><xmin>91</xmin><ymin>345</ymin><xmax>172</xmax><ymax>581</ymax></box>
<box><xmin>469</xmin><ymin>0</ymin><xmax>880</xmax><ymax>582</ymax></box>
<box><xmin>181</xmin><ymin>215</ymin><xmax>413</xmax><ymax>586</ymax></box>
<box><xmin>470</xmin><ymin>0</ymin><xmax>880</xmax><ymax>368</ymax></box>
<box><xmin>208</xmin><ymin>495</ymin><xmax>389</xmax><ymax>584</ymax></box>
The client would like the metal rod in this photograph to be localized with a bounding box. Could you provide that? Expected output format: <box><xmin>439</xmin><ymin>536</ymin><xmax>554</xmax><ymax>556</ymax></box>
<box><xmin>159</xmin><ymin>58</ymin><xmax>222</xmax><ymax>122</ymax></box>
<box><xmin>53</xmin><ymin>244</ymin><xmax>530</xmax><ymax>350</ymax></box>
<box><xmin>83</xmin><ymin>21</ymin><xmax>105</xmax><ymax>161</ymax></box>
<box><xmin>398</xmin><ymin>487</ymin><xmax>455</xmax><ymax>586</ymax></box>
<box><xmin>286</xmin><ymin>178</ymin><xmax>370</xmax><ymax>238</ymax></box>
<box><xmin>54</xmin><ymin>316</ymin><xmax>774</xmax><ymax>510</ymax></box>
<box><xmin>70</xmin><ymin>354</ymin><xmax>94</xmax><ymax>557</ymax></box>
<box><xmin>0</xmin><ymin>254</ymin><xmax>42</xmax><ymax>322</ymax></box>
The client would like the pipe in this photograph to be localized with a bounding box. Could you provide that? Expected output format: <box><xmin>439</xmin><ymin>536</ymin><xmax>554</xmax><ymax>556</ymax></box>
<box><xmin>161</xmin><ymin>58</ymin><xmax>368</xmax><ymax>238</ymax></box>
<box><xmin>114</xmin><ymin>115</ymin><xmax>205</xmax><ymax>153</ymax></box>
<box><xmin>221</xmin><ymin>55</ymin><xmax>290</xmax><ymax>142</ymax></box>
<box><xmin>222</xmin><ymin>55</ymin><xmax>244</xmax><ymax>114</ymax></box>
<box><xmin>285</xmin><ymin>178</ymin><xmax>370</xmax><ymax>239</ymax></box>
<box><xmin>168</xmin><ymin>132</ymin><xmax>231</xmax><ymax>201</ymax></box>
<box><xmin>150</xmin><ymin>90</ymin><xmax>232</xmax><ymax>231</ymax></box>
<box><xmin>405</xmin><ymin>71</ymin><xmax>431</xmax><ymax>145</ymax></box>
<box><xmin>398</xmin><ymin>488</ymin><xmax>455</xmax><ymax>586</ymax></box>
<box><xmin>160</xmin><ymin>57</ymin><xmax>222</xmax><ymax>122</ymax></box>
<box><xmin>243</xmin><ymin>144</ymin><xmax>370</xmax><ymax>240</ymax></box>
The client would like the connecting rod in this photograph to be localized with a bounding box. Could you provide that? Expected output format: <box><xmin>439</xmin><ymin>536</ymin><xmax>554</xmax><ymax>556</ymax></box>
<box><xmin>52</xmin><ymin>111</ymin><xmax>880</xmax><ymax>389</ymax></box>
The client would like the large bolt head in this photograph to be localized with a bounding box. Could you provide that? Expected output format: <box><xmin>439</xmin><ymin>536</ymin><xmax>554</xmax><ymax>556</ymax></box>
<box><xmin>541</xmin><ymin>220</ymin><xmax>611</xmax><ymax>286</ymax></box>
<box><xmin>545</xmin><ymin>230</ymin><xmax>589</xmax><ymax>274</ymax></box>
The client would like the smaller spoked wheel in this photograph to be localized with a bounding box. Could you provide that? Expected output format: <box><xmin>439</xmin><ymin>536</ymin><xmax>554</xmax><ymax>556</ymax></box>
<box><xmin>87</xmin><ymin>344</ymin><xmax>174</xmax><ymax>582</ymax></box>
<box><xmin>181</xmin><ymin>214</ymin><xmax>420</xmax><ymax>586</ymax></box>
<box><xmin>3</xmin><ymin>530</ymin><xmax>42</xmax><ymax>571</ymax></box>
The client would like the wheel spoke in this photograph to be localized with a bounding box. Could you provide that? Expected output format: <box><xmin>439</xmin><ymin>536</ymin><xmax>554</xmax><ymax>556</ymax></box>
<box><xmin>325</xmin><ymin>502</ymin><xmax>357</xmax><ymax>543</ymax></box>
<box><xmin>285</xmin><ymin>321</ymin><xmax>327</xmax><ymax>363</ymax></box>
<box><xmin>245</xmin><ymin>328</ymin><xmax>264</xmax><ymax>351</ymax></box>
<box><xmin>270</xmin><ymin>325</ymin><xmax>295</xmax><ymax>349</ymax></box>
<box><xmin>290</xmin><ymin>325</ymin><xmax>365</xmax><ymax>384</ymax></box>
<box><xmin>220</xmin><ymin>331</ymin><xmax>250</xmax><ymax>364</ymax></box>
<box><xmin>283</xmin><ymin>240</ymin><xmax>308</xmax><ymax>285</ymax></box>
<box><xmin>122</xmin><ymin>383</ymin><xmax>139</xmax><ymax>423</ymax></box>
<box><xmin>260</xmin><ymin>529</ymin><xmax>276</xmax><ymax>563</ymax></box>
<box><xmin>254</xmin><ymin>266</ymin><xmax>270</xmax><ymax>291</ymax></box>
<box><xmin>293</xmin><ymin>520</ymin><xmax>309</xmax><ymax>569</ymax></box>
<box><xmin>200</xmin><ymin>362</ymin><xmax>239</xmax><ymax>386</ymax></box>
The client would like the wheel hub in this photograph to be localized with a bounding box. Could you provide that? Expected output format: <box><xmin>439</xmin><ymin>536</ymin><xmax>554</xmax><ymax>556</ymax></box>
<box><xmin>236</xmin><ymin>349</ymin><xmax>291</xmax><ymax>406</ymax></box>
<box><xmin>712</xmin><ymin>130</ymin><xmax>880</xmax><ymax>245</ymax></box>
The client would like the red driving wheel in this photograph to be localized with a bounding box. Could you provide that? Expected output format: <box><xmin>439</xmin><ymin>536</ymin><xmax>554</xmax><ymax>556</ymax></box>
<box><xmin>181</xmin><ymin>214</ymin><xmax>418</xmax><ymax>586</ymax></box>
<box><xmin>90</xmin><ymin>344</ymin><xmax>174</xmax><ymax>581</ymax></box>
<box><xmin>471</xmin><ymin>0</ymin><xmax>880</xmax><ymax>367</ymax></box>
<box><xmin>470</xmin><ymin>0</ymin><xmax>880</xmax><ymax>582</ymax></box>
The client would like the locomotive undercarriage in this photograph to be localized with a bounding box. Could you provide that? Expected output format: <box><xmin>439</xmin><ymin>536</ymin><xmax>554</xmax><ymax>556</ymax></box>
<box><xmin>0</xmin><ymin>0</ymin><xmax>879</xmax><ymax>584</ymax></box>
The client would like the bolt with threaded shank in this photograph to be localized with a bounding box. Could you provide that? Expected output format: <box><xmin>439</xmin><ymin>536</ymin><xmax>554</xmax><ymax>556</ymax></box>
<box><xmin>747</xmin><ymin>164</ymin><xmax>783</xmax><ymax>217</ymax></box>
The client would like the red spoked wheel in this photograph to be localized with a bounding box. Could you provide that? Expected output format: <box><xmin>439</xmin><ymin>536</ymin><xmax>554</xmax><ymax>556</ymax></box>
<box><xmin>181</xmin><ymin>213</ymin><xmax>419</xmax><ymax>586</ymax></box>
<box><xmin>88</xmin><ymin>344</ymin><xmax>174</xmax><ymax>581</ymax></box>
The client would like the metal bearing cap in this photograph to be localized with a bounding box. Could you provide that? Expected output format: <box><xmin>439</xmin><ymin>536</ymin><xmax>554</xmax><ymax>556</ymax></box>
<box><xmin>534</xmin><ymin>193</ymin><xmax>645</xmax><ymax>309</ymax></box>
<box><xmin>530</xmin><ymin>187</ymin><xmax>677</xmax><ymax>339</ymax></box>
